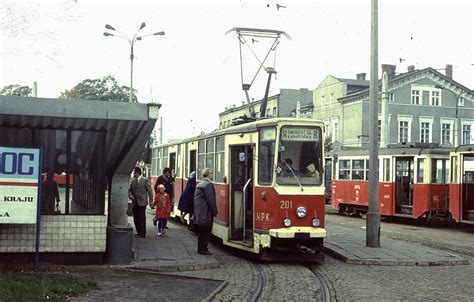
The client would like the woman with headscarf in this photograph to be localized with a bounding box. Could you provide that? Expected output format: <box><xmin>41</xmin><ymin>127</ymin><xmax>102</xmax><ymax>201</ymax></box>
<box><xmin>178</xmin><ymin>171</ymin><xmax>196</xmax><ymax>228</ymax></box>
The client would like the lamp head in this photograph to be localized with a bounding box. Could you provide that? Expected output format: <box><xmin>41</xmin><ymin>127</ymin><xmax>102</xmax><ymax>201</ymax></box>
<box><xmin>103</xmin><ymin>32</ymin><xmax>114</xmax><ymax>37</ymax></box>
<box><xmin>105</xmin><ymin>24</ymin><xmax>115</xmax><ymax>31</ymax></box>
<box><xmin>154</xmin><ymin>31</ymin><xmax>165</xmax><ymax>36</ymax></box>
<box><xmin>140</xmin><ymin>22</ymin><xmax>146</xmax><ymax>30</ymax></box>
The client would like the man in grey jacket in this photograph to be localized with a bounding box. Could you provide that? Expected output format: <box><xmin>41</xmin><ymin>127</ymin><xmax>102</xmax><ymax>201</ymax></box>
<box><xmin>194</xmin><ymin>168</ymin><xmax>218</xmax><ymax>255</ymax></box>
<box><xmin>128</xmin><ymin>167</ymin><xmax>153</xmax><ymax>237</ymax></box>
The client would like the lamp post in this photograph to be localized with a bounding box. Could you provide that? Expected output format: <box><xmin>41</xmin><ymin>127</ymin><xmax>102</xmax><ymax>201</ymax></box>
<box><xmin>435</xmin><ymin>85</ymin><xmax>460</xmax><ymax>146</ymax></box>
<box><xmin>104</xmin><ymin>23</ymin><xmax>165</xmax><ymax>103</ymax></box>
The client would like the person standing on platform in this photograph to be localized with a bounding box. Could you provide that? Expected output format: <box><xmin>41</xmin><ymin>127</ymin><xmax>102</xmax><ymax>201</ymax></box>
<box><xmin>41</xmin><ymin>170</ymin><xmax>60</xmax><ymax>215</ymax></box>
<box><xmin>193</xmin><ymin>168</ymin><xmax>218</xmax><ymax>255</ymax></box>
<box><xmin>129</xmin><ymin>167</ymin><xmax>153</xmax><ymax>238</ymax></box>
<box><xmin>154</xmin><ymin>167</ymin><xmax>175</xmax><ymax>229</ymax></box>
<box><xmin>153</xmin><ymin>184</ymin><xmax>171</xmax><ymax>236</ymax></box>
<box><xmin>177</xmin><ymin>171</ymin><xmax>196</xmax><ymax>228</ymax></box>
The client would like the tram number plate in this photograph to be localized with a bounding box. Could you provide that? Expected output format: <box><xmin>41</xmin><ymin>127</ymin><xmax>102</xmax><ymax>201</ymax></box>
<box><xmin>295</xmin><ymin>232</ymin><xmax>310</xmax><ymax>239</ymax></box>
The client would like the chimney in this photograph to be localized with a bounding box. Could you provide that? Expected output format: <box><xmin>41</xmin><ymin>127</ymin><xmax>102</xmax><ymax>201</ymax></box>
<box><xmin>356</xmin><ymin>73</ymin><xmax>366</xmax><ymax>80</ymax></box>
<box><xmin>407</xmin><ymin>65</ymin><xmax>415</xmax><ymax>72</ymax></box>
<box><xmin>445</xmin><ymin>64</ymin><xmax>453</xmax><ymax>79</ymax></box>
<box><xmin>381</xmin><ymin>64</ymin><xmax>396</xmax><ymax>79</ymax></box>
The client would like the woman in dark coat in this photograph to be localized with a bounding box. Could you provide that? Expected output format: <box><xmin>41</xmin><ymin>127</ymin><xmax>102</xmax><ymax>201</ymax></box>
<box><xmin>178</xmin><ymin>171</ymin><xmax>196</xmax><ymax>225</ymax></box>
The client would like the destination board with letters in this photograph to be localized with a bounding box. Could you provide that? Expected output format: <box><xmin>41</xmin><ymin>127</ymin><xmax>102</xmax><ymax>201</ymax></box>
<box><xmin>281</xmin><ymin>127</ymin><xmax>320</xmax><ymax>142</ymax></box>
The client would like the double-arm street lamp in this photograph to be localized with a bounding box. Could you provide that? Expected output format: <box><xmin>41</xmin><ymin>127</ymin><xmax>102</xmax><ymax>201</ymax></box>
<box><xmin>104</xmin><ymin>22</ymin><xmax>165</xmax><ymax>103</ymax></box>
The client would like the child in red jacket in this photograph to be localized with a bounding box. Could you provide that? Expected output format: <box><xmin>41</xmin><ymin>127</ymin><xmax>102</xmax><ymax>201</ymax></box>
<box><xmin>153</xmin><ymin>184</ymin><xmax>171</xmax><ymax>236</ymax></box>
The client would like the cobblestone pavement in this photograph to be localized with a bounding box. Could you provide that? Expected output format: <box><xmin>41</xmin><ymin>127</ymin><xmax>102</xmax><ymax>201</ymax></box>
<box><xmin>318</xmin><ymin>256</ymin><xmax>474</xmax><ymax>301</ymax></box>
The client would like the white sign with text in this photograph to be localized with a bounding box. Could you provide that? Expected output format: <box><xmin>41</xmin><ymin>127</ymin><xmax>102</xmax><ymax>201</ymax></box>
<box><xmin>0</xmin><ymin>147</ymin><xmax>40</xmax><ymax>224</ymax></box>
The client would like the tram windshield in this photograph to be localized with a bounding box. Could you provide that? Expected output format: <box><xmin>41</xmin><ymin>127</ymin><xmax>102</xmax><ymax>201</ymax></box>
<box><xmin>276</xmin><ymin>126</ymin><xmax>323</xmax><ymax>186</ymax></box>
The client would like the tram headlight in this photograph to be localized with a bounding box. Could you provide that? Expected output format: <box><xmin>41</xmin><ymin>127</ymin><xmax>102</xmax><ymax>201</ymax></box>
<box><xmin>296</xmin><ymin>206</ymin><xmax>308</xmax><ymax>218</ymax></box>
<box><xmin>283</xmin><ymin>218</ymin><xmax>292</xmax><ymax>227</ymax></box>
<box><xmin>312</xmin><ymin>218</ymin><xmax>320</xmax><ymax>227</ymax></box>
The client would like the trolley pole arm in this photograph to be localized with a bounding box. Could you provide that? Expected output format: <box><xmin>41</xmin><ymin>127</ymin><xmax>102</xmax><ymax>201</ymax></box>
<box><xmin>259</xmin><ymin>67</ymin><xmax>276</xmax><ymax>118</ymax></box>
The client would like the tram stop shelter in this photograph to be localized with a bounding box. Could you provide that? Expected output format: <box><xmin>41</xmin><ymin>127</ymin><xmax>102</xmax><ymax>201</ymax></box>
<box><xmin>0</xmin><ymin>95</ymin><xmax>159</xmax><ymax>264</ymax></box>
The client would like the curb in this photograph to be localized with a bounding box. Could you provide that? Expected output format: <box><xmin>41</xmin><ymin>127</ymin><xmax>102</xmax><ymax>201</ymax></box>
<box><xmin>324</xmin><ymin>246</ymin><xmax>470</xmax><ymax>266</ymax></box>
<box><xmin>201</xmin><ymin>280</ymin><xmax>229</xmax><ymax>302</ymax></box>
<box><xmin>121</xmin><ymin>261</ymin><xmax>220</xmax><ymax>272</ymax></box>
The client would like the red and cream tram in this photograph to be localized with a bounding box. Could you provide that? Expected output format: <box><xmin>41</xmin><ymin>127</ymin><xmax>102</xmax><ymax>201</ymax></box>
<box><xmin>151</xmin><ymin>118</ymin><xmax>326</xmax><ymax>260</ymax></box>
<box><xmin>329</xmin><ymin>144</ymin><xmax>451</xmax><ymax>220</ymax></box>
<box><xmin>449</xmin><ymin>144</ymin><xmax>474</xmax><ymax>224</ymax></box>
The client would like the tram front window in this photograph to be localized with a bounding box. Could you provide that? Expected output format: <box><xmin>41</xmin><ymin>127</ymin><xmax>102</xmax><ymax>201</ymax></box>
<box><xmin>276</xmin><ymin>126</ymin><xmax>323</xmax><ymax>186</ymax></box>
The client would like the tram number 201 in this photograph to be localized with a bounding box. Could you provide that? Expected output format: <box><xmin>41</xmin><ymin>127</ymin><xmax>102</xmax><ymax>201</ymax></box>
<box><xmin>280</xmin><ymin>200</ymin><xmax>293</xmax><ymax>209</ymax></box>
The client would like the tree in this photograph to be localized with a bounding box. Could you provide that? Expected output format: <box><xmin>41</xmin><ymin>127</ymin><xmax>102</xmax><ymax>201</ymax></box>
<box><xmin>324</xmin><ymin>134</ymin><xmax>333</xmax><ymax>152</ymax></box>
<box><xmin>59</xmin><ymin>75</ymin><xmax>136</xmax><ymax>102</ymax></box>
<box><xmin>0</xmin><ymin>84</ymin><xmax>32</xmax><ymax>97</ymax></box>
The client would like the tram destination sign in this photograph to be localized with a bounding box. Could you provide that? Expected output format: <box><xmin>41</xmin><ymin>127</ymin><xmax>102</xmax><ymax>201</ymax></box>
<box><xmin>281</xmin><ymin>127</ymin><xmax>320</xmax><ymax>142</ymax></box>
<box><xmin>0</xmin><ymin>147</ymin><xmax>40</xmax><ymax>224</ymax></box>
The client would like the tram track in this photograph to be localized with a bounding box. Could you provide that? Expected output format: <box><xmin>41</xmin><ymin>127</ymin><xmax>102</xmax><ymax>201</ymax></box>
<box><xmin>308</xmin><ymin>265</ymin><xmax>332</xmax><ymax>302</ymax></box>
<box><xmin>249</xmin><ymin>263</ymin><xmax>265</xmax><ymax>301</ymax></box>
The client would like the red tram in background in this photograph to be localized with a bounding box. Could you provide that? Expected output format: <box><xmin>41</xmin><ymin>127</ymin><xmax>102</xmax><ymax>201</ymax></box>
<box><xmin>449</xmin><ymin>144</ymin><xmax>474</xmax><ymax>224</ymax></box>
<box><xmin>151</xmin><ymin>118</ymin><xmax>326</xmax><ymax>261</ymax></box>
<box><xmin>328</xmin><ymin>144</ymin><xmax>451</xmax><ymax>220</ymax></box>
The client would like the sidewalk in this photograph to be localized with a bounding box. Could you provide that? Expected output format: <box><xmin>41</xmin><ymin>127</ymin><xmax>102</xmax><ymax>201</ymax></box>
<box><xmin>324</xmin><ymin>224</ymin><xmax>470</xmax><ymax>266</ymax></box>
<box><xmin>125</xmin><ymin>209</ymin><xmax>220</xmax><ymax>272</ymax></box>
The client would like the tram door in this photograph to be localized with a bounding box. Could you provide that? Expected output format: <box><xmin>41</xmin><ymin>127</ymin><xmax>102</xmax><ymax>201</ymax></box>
<box><xmin>395</xmin><ymin>157</ymin><xmax>414</xmax><ymax>215</ymax></box>
<box><xmin>462</xmin><ymin>155</ymin><xmax>474</xmax><ymax>221</ymax></box>
<box><xmin>230</xmin><ymin>145</ymin><xmax>254</xmax><ymax>244</ymax></box>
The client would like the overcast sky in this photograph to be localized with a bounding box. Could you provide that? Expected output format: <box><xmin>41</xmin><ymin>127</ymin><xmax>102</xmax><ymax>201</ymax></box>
<box><xmin>1</xmin><ymin>0</ymin><xmax>472</xmax><ymax>142</ymax></box>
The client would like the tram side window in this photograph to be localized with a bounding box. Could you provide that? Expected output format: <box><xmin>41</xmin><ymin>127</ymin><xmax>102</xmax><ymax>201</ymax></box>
<box><xmin>365</xmin><ymin>159</ymin><xmax>370</xmax><ymax>180</ymax></box>
<box><xmin>351</xmin><ymin>159</ymin><xmax>364</xmax><ymax>180</ymax></box>
<box><xmin>450</xmin><ymin>156</ymin><xmax>458</xmax><ymax>183</ymax></box>
<box><xmin>383</xmin><ymin>158</ymin><xmax>390</xmax><ymax>182</ymax></box>
<box><xmin>339</xmin><ymin>160</ymin><xmax>351</xmax><ymax>180</ymax></box>
<box><xmin>197</xmin><ymin>140</ymin><xmax>205</xmax><ymax>180</ymax></box>
<box><xmin>431</xmin><ymin>159</ymin><xmax>448</xmax><ymax>184</ymax></box>
<box><xmin>417</xmin><ymin>158</ymin><xmax>425</xmax><ymax>183</ymax></box>
<box><xmin>215</xmin><ymin>137</ymin><xmax>225</xmax><ymax>183</ymax></box>
<box><xmin>258</xmin><ymin>128</ymin><xmax>276</xmax><ymax>185</ymax></box>
<box><xmin>206</xmin><ymin>138</ymin><xmax>215</xmax><ymax>176</ymax></box>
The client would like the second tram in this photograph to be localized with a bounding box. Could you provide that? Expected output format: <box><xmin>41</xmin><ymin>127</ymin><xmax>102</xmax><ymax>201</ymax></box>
<box><xmin>449</xmin><ymin>144</ymin><xmax>474</xmax><ymax>224</ymax></box>
<box><xmin>151</xmin><ymin>118</ymin><xmax>326</xmax><ymax>260</ymax></box>
<box><xmin>329</xmin><ymin>144</ymin><xmax>451</xmax><ymax>220</ymax></box>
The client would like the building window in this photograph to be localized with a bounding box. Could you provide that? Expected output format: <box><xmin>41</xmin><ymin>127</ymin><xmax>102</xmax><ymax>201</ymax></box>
<box><xmin>377</xmin><ymin>120</ymin><xmax>381</xmax><ymax>142</ymax></box>
<box><xmin>388</xmin><ymin>92</ymin><xmax>394</xmax><ymax>102</ymax></box>
<box><xmin>272</xmin><ymin>107</ymin><xmax>277</xmax><ymax>116</ymax></box>
<box><xmin>441</xmin><ymin>123</ymin><xmax>451</xmax><ymax>145</ymax></box>
<box><xmin>321</xmin><ymin>95</ymin><xmax>325</xmax><ymax>106</ymax></box>
<box><xmin>430</xmin><ymin>91</ymin><xmax>440</xmax><ymax>106</ymax></box>
<box><xmin>462</xmin><ymin>125</ymin><xmax>471</xmax><ymax>144</ymax></box>
<box><xmin>399</xmin><ymin>121</ymin><xmax>409</xmax><ymax>143</ymax></box>
<box><xmin>420</xmin><ymin>122</ymin><xmax>430</xmax><ymax>143</ymax></box>
<box><xmin>333</xmin><ymin>122</ymin><xmax>338</xmax><ymax>141</ymax></box>
<box><xmin>330</xmin><ymin>93</ymin><xmax>335</xmax><ymax>103</ymax></box>
<box><xmin>458</xmin><ymin>97</ymin><xmax>465</xmax><ymax>107</ymax></box>
<box><xmin>411</xmin><ymin>89</ymin><xmax>420</xmax><ymax>105</ymax></box>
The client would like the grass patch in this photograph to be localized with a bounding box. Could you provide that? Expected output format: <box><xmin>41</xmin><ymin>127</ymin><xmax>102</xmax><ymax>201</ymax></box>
<box><xmin>0</xmin><ymin>273</ymin><xmax>96</xmax><ymax>301</ymax></box>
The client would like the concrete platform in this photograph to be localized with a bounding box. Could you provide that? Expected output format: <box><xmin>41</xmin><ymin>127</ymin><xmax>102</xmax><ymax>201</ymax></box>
<box><xmin>124</xmin><ymin>210</ymin><xmax>220</xmax><ymax>272</ymax></box>
<box><xmin>325</xmin><ymin>225</ymin><xmax>469</xmax><ymax>266</ymax></box>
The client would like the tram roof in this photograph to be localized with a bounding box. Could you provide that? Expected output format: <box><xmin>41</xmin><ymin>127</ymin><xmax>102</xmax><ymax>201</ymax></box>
<box><xmin>327</xmin><ymin>146</ymin><xmax>452</xmax><ymax>157</ymax></box>
<box><xmin>153</xmin><ymin>117</ymin><xmax>323</xmax><ymax>148</ymax></box>
<box><xmin>0</xmin><ymin>95</ymin><xmax>159</xmax><ymax>176</ymax></box>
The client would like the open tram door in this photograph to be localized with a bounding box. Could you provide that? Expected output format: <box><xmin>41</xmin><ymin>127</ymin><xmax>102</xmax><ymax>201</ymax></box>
<box><xmin>395</xmin><ymin>157</ymin><xmax>414</xmax><ymax>215</ymax></box>
<box><xmin>461</xmin><ymin>153</ymin><xmax>474</xmax><ymax>221</ymax></box>
<box><xmin>230</xmin><ymin>145</ymin><xmax>254</xmax><ymax>245</ymax></box>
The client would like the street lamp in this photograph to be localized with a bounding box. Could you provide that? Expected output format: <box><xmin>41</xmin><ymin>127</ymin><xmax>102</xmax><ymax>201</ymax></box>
<box><xmin>104</xmin><ymin>23</ymin><xmax>165</xmax><ymax>103</ymax></box>
<box><xmin>435</xmin><ymin>85</ymin><xmax>460</xmax><ymax>146</ymax></box>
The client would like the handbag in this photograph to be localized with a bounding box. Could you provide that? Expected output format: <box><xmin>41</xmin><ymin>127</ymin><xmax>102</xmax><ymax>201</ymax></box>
<box><xmin>126</xmin><ymin>202</ymin><xmax>133</xmax><ymax>216</ymax></box>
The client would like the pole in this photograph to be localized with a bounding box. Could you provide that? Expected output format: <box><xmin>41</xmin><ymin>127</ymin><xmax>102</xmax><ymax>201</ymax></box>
<box><xmin>367</xmin><ymin>0</ymin><xmax>381</xmax><ymax>247</ymax></box>
<box><xmin>160</xmin><ymin>117</ymin><xmax>163</xmax><ymax>144</ymax></box>
<box><xmin>130</xmin><ymin>43</ymin><xmax>134</xmax><ymax>103</ymax></box>
<box><xmin>381</xmin><ymin>72</ymin><xmax>388</xmax><ymax>148</ymax></box>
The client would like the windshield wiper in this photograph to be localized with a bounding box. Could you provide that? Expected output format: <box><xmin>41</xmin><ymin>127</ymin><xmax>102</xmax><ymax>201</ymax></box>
<box><xmin>281</xmin><ymin>161</ymin><xmax>304</xmax><ymax>192</ymax></box>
